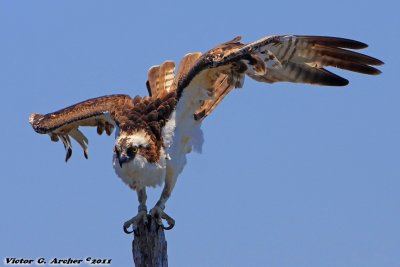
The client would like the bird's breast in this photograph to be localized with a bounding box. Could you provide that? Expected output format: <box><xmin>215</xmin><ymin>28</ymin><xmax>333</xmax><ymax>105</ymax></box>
<box><xmin>112</xmin><ymin>150</ymin><xmax>167</xmax><ymax>191</ymax></box>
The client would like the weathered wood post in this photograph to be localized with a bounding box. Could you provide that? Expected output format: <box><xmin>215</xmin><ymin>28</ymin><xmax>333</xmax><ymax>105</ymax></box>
<box><xmin>132</xmin><ymin>215</ymin><xmax>168</xmax><ymax>267</ymax></box>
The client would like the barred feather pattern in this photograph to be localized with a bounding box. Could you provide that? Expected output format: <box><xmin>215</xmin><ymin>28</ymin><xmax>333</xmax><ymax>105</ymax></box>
<box><xmin>29</xmin><ymin>34</ymin><xmax>383</xmax><ymax>188</ymax></box>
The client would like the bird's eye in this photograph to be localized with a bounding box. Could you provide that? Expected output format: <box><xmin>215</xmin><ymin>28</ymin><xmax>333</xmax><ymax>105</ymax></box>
<box><xmin>127</xmin><ymin>146</ymin><xmax>138</xmax><ymax>157</ymax></box>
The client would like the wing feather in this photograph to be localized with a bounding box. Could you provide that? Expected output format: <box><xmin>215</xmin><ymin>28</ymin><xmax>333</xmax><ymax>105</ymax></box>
<box><xmin>159</xmin><ymin>61</ymin><xmax>176</xmax><ymax>94</ymax></box>
<box><xmin>69</xmin><ymin>128</ymin><xmax>89</xmax><ymax>159</ymax></box>
<box><xmin>194</xmin><ymin>74</ymin><xmax>235</xmax><ymax>120</ymax></box>
<box><xmin>172</xmin><ymin>52</ymin><xmax>202</xmax><ymax>92</ymax></box>
<box><xmin>29</xmin><ymin>94</ymin><xmax>134</xmax><ymax>161</ymax></box>
<box><xmin>146</xmin><ymin>61</ymin><xmax>176</xmax><ymax>97</ymax></box>
<box><xmin>173</xmin><ymin>34</ymin><xmax>383</xmax><ymax>120</ymax></box>
<box><xmin>147</xmin><ymin>66</ymin><xmax>159</xmax><ymax>97</ymax></box>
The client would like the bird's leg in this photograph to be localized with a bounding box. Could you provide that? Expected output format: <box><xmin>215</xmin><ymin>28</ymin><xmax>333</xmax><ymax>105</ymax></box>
<box><xmin>123</xmin><ymin>188</ymin><xmax>148</xmax><ymax>234</ymax></box>
<box><xmin>149</xmin><ymin>181</ymin><xmax>176</xmax><ymax>230</ymax></box>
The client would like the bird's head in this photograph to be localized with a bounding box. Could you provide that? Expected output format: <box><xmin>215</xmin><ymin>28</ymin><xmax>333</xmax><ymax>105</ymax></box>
<box><xmin>114</xmin><ymin>130</ymin><xmax>158</xmax><ymax>167</ymax></box>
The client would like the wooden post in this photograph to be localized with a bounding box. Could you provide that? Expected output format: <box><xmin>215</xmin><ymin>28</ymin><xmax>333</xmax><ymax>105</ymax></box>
<box><xmin>132</xmin><ymin>215</ymin><xmax>168</xmax><ymax>267</ymax></box>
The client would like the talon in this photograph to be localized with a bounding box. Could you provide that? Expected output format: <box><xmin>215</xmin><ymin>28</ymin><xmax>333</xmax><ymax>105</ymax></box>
<box><xmin>161</xmin><ymin>221</ymin><xmax>175</xmax><ymax>230</ymax></box>
<box><xmin>123</xmin><ymin>210</ymin><xmax>147</xmax><ymax>234</ymax></box>
<box><xmin>123</xmin><ymin>222</ymin><xmax>134</xmax><ymax>234</ymax></box>
<box><xmin>149</xmin><ymin>205</ymin><xmax>175</xmax><ymax>231</ymax></box>
<box><xmin>165</xmin><ymin>219</ymin><xmax>175</xmax><ymax>230</ymax></box>
<box><xmin>161</xmin><ymin>214</ymin><xmax>175</xmax><ymax>230</ymax></box>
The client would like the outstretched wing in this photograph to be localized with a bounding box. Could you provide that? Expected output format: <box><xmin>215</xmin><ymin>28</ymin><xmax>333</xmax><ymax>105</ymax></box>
<box><xmin>174</xmin><ymin>35</ymin><xmax>383</xmax><ymax>120</ymax></box>
<box><xmin>29</xmin><ymin>94</ymin><xmax>135</xmax><ymax>161</ymax></box>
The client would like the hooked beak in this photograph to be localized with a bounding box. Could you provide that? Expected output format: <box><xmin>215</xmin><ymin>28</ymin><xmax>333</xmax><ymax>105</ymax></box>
<box><xmin>118</xmin><ymin>154</ymin><xmax>129</xmax><ymax>168</ymax></box>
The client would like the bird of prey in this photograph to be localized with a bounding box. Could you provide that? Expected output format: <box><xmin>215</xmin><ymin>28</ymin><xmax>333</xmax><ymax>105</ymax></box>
<box><xmin>29</xmin><ymin>35</ymin><xmax>383</xmax><ymax>233</ymax></box>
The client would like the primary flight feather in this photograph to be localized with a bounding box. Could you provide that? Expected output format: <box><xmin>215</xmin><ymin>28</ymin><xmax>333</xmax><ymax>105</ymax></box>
<box><xmin>29</xmin><ymin>35</ymin><xmax>383</xmax><ymax>232</ymax></box>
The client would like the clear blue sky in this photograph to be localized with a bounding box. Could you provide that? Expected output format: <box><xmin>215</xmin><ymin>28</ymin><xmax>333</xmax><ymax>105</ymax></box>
<box><xmin>1</xmin><ymin>1</ymin><xmax>398</xmax><ymax>266</ymax></box>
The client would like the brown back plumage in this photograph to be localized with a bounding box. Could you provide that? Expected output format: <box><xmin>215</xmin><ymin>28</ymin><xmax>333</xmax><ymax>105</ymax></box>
<box><xmin>120</xmin><ymin>92</ymin><xmax>177</xmax><ymax>141</ymax></box>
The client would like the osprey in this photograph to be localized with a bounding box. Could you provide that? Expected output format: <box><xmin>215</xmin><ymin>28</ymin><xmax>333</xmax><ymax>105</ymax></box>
<box><xmin>29</xmin><ymin>35</ymin><xmax>382</xmax><ymax>233</ymax></box>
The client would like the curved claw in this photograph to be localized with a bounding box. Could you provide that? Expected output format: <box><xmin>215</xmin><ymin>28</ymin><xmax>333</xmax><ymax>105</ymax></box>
<box><xmin>160</xmin><ymin>214</ymin><xmax>175</xmax><ymax>230</ymax></box>
<box><xmin>161</xmin><ymin>220</ymin><xmax>175</xmax><ymax>230</ymax></box>
<box><xmin>123</xmin><ymin>222</ymin><xmax>134</xmax><ymax>234</ymax></box>
<box><xmin>123</xmin><ymin>210</ymin><xmax>147</xmax><ymax>234</ymax></box>
<box><xmin>150</xmin><ymin>206</ymin><xmax>175</xmax><ymax>231</ymax></box>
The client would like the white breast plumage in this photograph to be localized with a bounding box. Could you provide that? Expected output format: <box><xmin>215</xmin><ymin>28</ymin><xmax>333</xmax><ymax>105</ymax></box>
<box><xmin>113</xmin><ymin>148</ymin><xmax>167</xmax><ymax>190</ymax></box>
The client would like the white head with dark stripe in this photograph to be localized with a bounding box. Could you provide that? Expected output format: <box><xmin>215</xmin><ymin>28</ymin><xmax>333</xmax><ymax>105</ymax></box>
<box><xmin>114</xmin><ymin>128</ymin><xmax>160</xmax><ymax>168</ymax></box>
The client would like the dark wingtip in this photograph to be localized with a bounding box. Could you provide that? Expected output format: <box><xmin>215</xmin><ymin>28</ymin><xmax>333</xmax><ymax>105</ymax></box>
<box><xmin>344</xmin><ymin>64</ymin><xmax>382</xmax><ymax>75</ymax></box>
<box><xmin>65</xmin><ymin>148</ymin><xmax>72</xmax><ymax>162</ymax></box>
<box><xmin>336</xmin><ymin>78</ymin><xmax>349</xmax><ymax>86</ymax></box>
<box><xmin>373</xmin><ymin>58</ymin><xmax>385</xmax><ymax>66</ymax></box>
<box><xmin>317</xmin><ymin>69</ymin><xmax>349</xmax><ymax>86</ymax></box>
<box><xmin>365</xmin><ymin>57</ymin><xmax>384</xmax><ymax>66</ymax></box>
<box><xmin>326</xmin><ymin>77</ymin><xmax>349</xmax><ymax>86</ymax></box>
<box><xmin>311</xmin><ymin>69</ymin><xmax>349</xmax><ymax>86</ymax></box>
<box><xmin>368</xmin><ymin>68</ymin><xmax>382</xmax><ymax>75</ymax></box>
<box><xmin>347</xmin><ymin>40</ymin><xmax>369</xmax><ymax>49</ymax></box>
<box><xmin>298</xmin><ymin>36</ymin><xmax>369</xmax><ymax>49</ymax></box>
